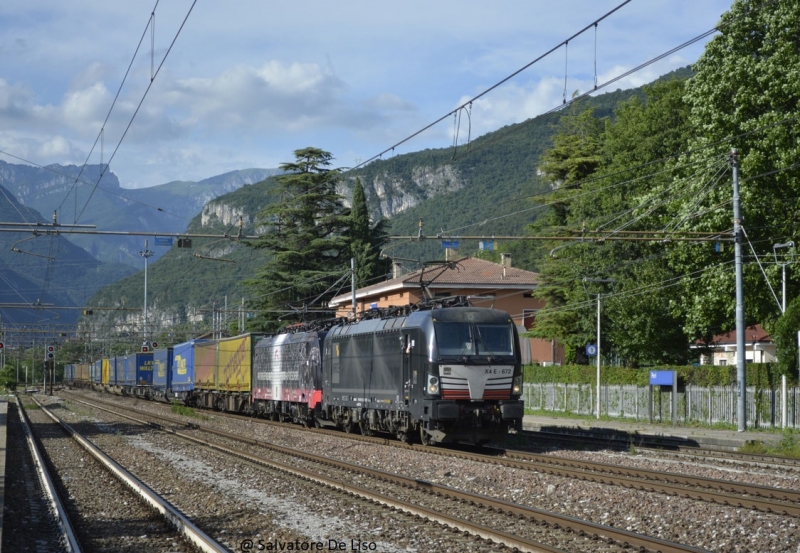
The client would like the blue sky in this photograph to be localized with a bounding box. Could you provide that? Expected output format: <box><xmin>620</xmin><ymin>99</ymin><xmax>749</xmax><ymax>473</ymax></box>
<box><xmin>1</xmin><ymin>0</ymin><xmax>734</xmax><ymax>189</ymax></box>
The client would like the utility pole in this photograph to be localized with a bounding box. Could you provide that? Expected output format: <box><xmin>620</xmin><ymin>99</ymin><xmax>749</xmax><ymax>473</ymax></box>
<box><xmin>732</xmin><ymin>149</ymin><xmax>747</xmax><ymax>432</ymax></box>
<box><xmin>351</xmin><ymin>258</ymin><xmax>357</xmax><ymax>318</ymax></box>
<box><xmin>140</xmin><ymin>240</ymin><xmax>153</xmax><ymax>349</ymax></box>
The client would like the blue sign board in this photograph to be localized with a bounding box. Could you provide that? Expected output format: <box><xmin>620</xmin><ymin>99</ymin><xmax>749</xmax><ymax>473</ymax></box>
<box><xmin>585</xmin><ymin>344</ymin><xmax>597</xmax><ymax>357</ymax></box>
<box><xmin>479</xmin><ymin>240</ymin><xmax>495</xmax><ymax>251</ymax></box>
<box><xmin>649</xmin><ymin>370</ymin><xmax>675</xmax><ymax>386</ymax></box>
<box><xmin>155</xmin><ymin>236</ymin><xmax>174</xmax><ymax>246</ymax></box>
<box><xmin>441</xmin><ymin>240</ymin><xmax>460</xmax><ymax>249</ymax></box>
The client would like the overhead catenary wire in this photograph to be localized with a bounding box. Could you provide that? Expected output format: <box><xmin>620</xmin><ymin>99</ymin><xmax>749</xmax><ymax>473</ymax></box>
<box><xmin>73</xmin><ymin>0</ymin><xmax>198</xmax><ymax>224</ymax></box>
<box><xmin>56</xmin><ymin>0</ymin><xmax>164</xmax><ymax>220</ymax></box>
<box><xmin>351</xmin><ymin>0</ymin><xmax>633</xmax><ymax>170</ymax></box>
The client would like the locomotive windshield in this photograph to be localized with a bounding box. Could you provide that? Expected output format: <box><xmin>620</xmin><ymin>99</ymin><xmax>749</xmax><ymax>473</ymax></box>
<box><xmin>434</xmin><ymin>322</ymin><xmax>514</xmax><ymax>357</ymax></box>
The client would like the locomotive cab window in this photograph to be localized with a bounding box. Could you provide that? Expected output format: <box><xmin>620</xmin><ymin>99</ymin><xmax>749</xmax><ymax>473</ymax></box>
<box><xmin>434</xmin><ymin>322</ymin><xmax>474</xmax><ymax>356</ymax></box>
<box><xmin>475</xmin><ymin>324</ymin><xmax>514</xmax><ymax>356</ymax></box>
<box><xmin>434</xmin><ymin>322</ymin><xmax>513</xmax><ymax>357</ymax></box>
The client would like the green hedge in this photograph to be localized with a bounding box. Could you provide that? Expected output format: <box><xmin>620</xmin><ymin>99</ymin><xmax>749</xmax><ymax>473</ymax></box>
<box><xmin>524</xmin><ymin>363</ymin><xmax>796</xmax><ymax>387</ymax></box>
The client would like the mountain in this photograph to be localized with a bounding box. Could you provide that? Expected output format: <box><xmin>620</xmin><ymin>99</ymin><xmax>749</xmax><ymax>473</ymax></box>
<box><xmin>0</xmin><ymin>161</ymin><xmax>281</xmax><ymax>268</ymax></box>
<box><xmin>86</xmin><ymin>67</ymin><xmax>696</xmax><ymax>337</ymax></box>
<box><xmin>0</xmin><ymin>183</ymin><xmax>135</xmax><ymax>333</ymax></box>
<box><xmin>85</xmin><ymin>178</ymin><xmax>280</xmax><ymax>336</ymax></box>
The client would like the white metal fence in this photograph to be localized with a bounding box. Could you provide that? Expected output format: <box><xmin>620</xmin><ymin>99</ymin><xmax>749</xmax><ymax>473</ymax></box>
<box><xmin>522</xmin><ymin>382</ymin><xmax>800</xmax><ymax>429</ymax></box>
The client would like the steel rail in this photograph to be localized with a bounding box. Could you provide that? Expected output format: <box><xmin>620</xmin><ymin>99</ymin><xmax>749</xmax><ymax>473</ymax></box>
<box><xmin>497</xmin><ymin>449</ymin><xmax>800</xmax><ymax>513</ymax></box>
<box><xmin>70</xmin><ymin>395</ymin><xmax>709</xmax><ymax>553</ymax></box>
<box><xmin>16</xmin><ymin>395</ymin><xmax>82</xmax><ymax>552</ymax></box>
<box><xmin>119</xmin><ymin>395</ymin><xmax>800</xmax><ymax>516</ymax></box>
<box><xmin>29</xmin><ymin>395</ymin><xmax>231</xmax><ymax>553</ymax></box>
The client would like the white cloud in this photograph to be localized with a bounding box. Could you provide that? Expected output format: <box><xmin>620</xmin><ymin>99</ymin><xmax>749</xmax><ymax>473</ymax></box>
<box><xmin>37</xmin><ymin>135</ymin><xmax>77</xmax><ymax>160</ymax></box>
<box><xmin>163</xmin><ymin>60</ymin><xmax>348</xmax><ymax>132</ymax></box>
<box><xmin>61</xmin><ymin>82</ymin><xmax>113</xmax><ymax>130</ymax></box>
<box><xmin>0</xmin><ymin>0</ymin><xmax>734</xmax><ymax>188</ymax></box>
<box><xmin>0</xmin><ymin>78</ymin><xmax>33</xmax><ymax>118</ymax></box>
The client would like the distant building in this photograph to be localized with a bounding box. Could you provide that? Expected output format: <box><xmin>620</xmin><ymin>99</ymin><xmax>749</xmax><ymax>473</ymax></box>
<box><xmin>327</xmin><ymin>254</ymin><xmax>565</xmax><ymax>365</ymax></box>
<box><xmin>694</xmin><ymin>324</ymin><xmax>776</xmax><ymax>365</ymax></box>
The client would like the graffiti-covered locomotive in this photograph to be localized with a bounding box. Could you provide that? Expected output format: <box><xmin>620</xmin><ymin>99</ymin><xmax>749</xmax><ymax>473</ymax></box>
<box><xmin>67</xmin><ymin>302</ymin><xmax>524</xmax><ymax>445</ymax></box>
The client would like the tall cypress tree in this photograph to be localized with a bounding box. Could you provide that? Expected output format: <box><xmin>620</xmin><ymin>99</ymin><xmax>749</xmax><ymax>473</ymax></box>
<box><xmin>350</xmin><ymin>178</ymin><xmax>390</xmax><ymax>289</ymax></box>
<box><xmin>244</xmin><ymin>147</ymin><xmax>350</xmax><ymax>331</ymax></box>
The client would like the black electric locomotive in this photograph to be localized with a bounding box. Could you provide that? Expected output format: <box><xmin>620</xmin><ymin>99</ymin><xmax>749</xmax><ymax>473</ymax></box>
<box><xmin>317</xmin><ymin>305</ymin><xmax>524</xmax><ymax>445</ymax></box>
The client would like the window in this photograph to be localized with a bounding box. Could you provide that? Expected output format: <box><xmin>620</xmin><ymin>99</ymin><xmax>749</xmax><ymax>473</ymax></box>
<box><xmin>523</xmin><ymin>309</ymin><xmax>539</xmax><ymax>330</ymax></box>
<box><xmin>434</xmin><ymin>322</ymin><xmax>474</xmax><ymax>356</ymax></box>
<box><xmin>433</xmin><ymin>322</ymin><xmax>514</xmax><ymax>357</ymax></box>
<box><xmin>475</xmin><ymin>324</ymin><xmax>514</xmax><ymax>356</ymax></box>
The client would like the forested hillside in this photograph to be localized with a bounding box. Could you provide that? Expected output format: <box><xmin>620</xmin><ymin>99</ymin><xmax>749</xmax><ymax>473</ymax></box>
<box><xmin>85</xmin><ymin>77</ymin><xmax>661</xmax><ymax>337</ymax></box>
<box><xmin>81</xmin><ymin>64</ymin><xmax>701</xmax><ymax>342</ymax></box>
<box><xmin>84</xmin><ymin>177</ymin><xmax>280</xmax><ymax>338</ymax></box>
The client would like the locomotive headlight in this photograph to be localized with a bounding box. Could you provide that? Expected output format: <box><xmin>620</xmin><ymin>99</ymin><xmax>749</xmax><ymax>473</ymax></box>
<box><xmin>427</xmin><ymin>375</ymin><xmax>439</xmax><ymax>394</ymax></box>
<box><xmin>512</xmin><ymin>375</ymin><xmax>522</xmax><ymax>394</ymax></box>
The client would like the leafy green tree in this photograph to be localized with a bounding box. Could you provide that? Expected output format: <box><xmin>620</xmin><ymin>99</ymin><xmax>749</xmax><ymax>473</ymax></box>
<box><xmin>677</xmin><ymin>0</ymin><xmax>800</xmax><ymax>337</ymax></box>
<box><xmin>349</xmin><ymin>178</ymin><xmax>391</xmax><ymax>289</ymax></box>
<box><xmin>0</xmin><ymin>363</ymin><xmax>17</xmax><ymax>390</ymax></box>
<box><xmin>530</xmin><ymin>80</ymin><xmax>695</xmax><ymax>365</ymax></box>
<box><xmin>535</xmin><ymin>106</ymin><xmax>606</xmax><ymax>228</ymax></box>
<box><xmin>766</xmin><ymin>296</ymin><xmax>800</xmax><ymax>383</ymax></box>
<box><xmin>525</xmin><ymin>106</ymin><xmax>607</xmax><ymax>363</ymax></box>
<box><xmin>244</xmin><ymin>148</ymin><xmax>350</xmax><ymax>331</ymax></box>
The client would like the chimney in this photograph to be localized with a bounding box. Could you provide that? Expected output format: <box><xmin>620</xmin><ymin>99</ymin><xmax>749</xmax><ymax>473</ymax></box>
<box><xmin>392</xmin><ymin>260</ymin><xmax>403</xmax><ymax>279</ymax></box>
<box><xmin>501</xmin><ymin>253</ymin><xmax>512</xmax><ymax>268</ymax></box>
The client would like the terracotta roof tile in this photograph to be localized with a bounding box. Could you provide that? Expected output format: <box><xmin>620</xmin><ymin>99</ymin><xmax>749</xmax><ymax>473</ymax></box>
<box><xmin>330</xmin><ymin>257</ymin><xmax>538</xmax><ymax>305</ymax></box>
<box><xmin>710</xmin><ymin>324</ymin><xmax>771</xmax><ymax>345</ymax></box>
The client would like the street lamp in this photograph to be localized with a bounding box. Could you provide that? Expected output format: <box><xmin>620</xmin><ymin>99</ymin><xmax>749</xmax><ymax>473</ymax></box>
<box><xmin>139</xmin><ymin>240</ymin><xmax>154</xmax><ymax>347</ymax></box>
<box><xmin>583</xmin><ymin>278</ymin><xmax>615</xmax><ymax>419</ymax></box>
<box><xmin>772</xmin><ymin>241</ymin><xmax>794</xmax><ymax>314</ymax></box>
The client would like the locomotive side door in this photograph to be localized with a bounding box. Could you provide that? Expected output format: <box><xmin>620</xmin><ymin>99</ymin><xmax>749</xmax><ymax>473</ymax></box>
<box><xmin>402</xmin><ymin>330</ymin><xmax>421</xmax><ymax>414</ymax></box>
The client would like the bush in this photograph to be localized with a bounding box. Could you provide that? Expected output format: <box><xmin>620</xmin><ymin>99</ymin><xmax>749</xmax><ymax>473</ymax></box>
<box><xmin>525</xmin><ymin>362</ymin><xmax>791</xmax><ymax>387</ymax></box>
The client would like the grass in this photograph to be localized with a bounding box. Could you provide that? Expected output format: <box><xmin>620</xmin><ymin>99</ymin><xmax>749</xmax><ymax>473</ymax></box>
<box><xmin>169</xmin><ymin>401</ymin><xmax>208</xmax><ymax>420</ymax></box>
<box><xmin>525</xmin><ymin>408</ymin><xmax>789</xmax><ymax>433</ymax></box>
<box><xmin>739</xmin><ymin>430</ymin><xmax>800</xmax><ymax>458</ymax></box>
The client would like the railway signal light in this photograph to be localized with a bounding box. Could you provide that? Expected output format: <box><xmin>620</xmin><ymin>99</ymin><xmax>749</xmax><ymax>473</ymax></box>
<box><xmin>151</xmin><ymin>342</ymin><xmax>158</xmax><ymax>349</ymax></box>
<box><xmin>0</xmin><ymin>342</ymin><xmax>4</xmax><ymax>350</ymax></box>
<box><xmin>47</xmin><ymin>345</ymin><xmax>55</xmax><ymax>359</ymax></box>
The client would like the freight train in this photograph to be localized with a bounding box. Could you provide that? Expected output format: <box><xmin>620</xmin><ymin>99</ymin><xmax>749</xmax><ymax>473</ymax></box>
<box><xmin>65</xmin><ymin>301</ymin><xmax>524</xmax><ymax>445</ymax></box>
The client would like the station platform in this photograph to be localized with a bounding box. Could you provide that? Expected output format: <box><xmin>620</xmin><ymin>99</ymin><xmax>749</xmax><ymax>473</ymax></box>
<box><xmin>522</xmin><ymin>414</ymin><xmax>785</xmax><ymax>451</ymax></box>
<box><xmin>0</xmin><ymin>399</ymin><xmax>7</xmax><ymax>546</ymax></box>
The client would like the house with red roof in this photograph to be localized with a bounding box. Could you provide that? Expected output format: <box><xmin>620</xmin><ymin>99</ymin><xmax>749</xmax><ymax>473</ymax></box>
<box><xmin>694</xmin><ymin>324</ymin><xmax>776</xmax><ymax>365</ymax></box>
<box><xmin>327</xmin><ymin>254</ymin><xmax>564</xmax><ymax>365</ymax></box>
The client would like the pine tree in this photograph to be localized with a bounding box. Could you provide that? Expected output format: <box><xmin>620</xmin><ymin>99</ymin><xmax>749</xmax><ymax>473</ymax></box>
<box><xmin>244</xmin><ymin>148</ymin><xmax>350</xmax><ymax>331</ymax></box>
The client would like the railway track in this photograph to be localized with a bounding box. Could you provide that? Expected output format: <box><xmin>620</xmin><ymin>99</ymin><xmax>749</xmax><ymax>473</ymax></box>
<box><xmin>519</xmin><ymin>428</ymin><xmax>800</xmax><ymax>470</ymax></box>
<box><xmin>4</xmin><ymin>398</ymin><xmax>79</xmax><ymax>553</ymax></box>
<box><xmin>19</xmin><ymin>394</ymin><xmax>229</xmax><ymax>553</ymax></box>
<box><xmin>255</xmin><ymin>411</ymin><xmax>800</xmax><ymax>514</ymax></box>
<box><xmin>63</xmin><ymin>392</ymin><xmax>711</xmax><ymax>553</ymax></box>
<box><xmin>89</xmin><ymin>392</ymin><xmax>800</xmax><ymax>518</ymax></box>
